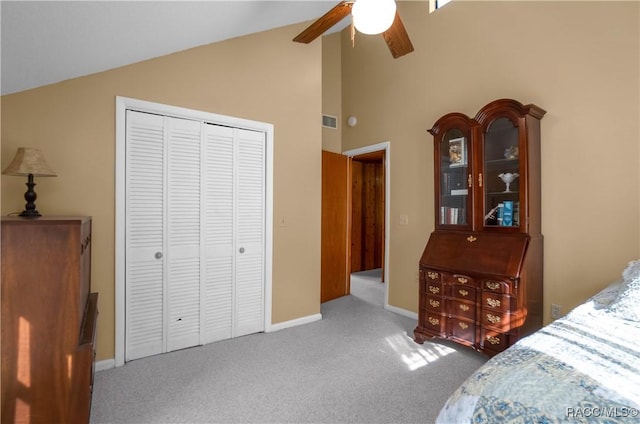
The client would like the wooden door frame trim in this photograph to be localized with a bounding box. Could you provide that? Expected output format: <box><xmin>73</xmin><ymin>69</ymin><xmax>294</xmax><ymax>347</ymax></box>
<box><xmin>343</xmin><ymin>142</ymin><xmax>390</xmax><ymax>310</ymax></box>
<box><xmin>114</xmin><ymin>96</ymin><xmax>274</xmax><ymax>367</ymax></box>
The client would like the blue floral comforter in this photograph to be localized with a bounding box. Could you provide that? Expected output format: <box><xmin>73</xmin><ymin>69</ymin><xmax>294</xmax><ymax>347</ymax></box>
<box><xmin>437</xmin><ymin>284</ymin><xmax>640</xmax><ymax>423</ymax></box>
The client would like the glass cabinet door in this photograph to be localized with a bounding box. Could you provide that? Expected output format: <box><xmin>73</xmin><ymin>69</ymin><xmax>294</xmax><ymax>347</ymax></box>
<box><xmin>439</xmin><ymin>128</ymin><xmax>471</xmax><ymax>228</ymax></box>
<box><xmin>481</xmin><ymin>117</ymin><xmax>520</xmax><ymax>229</ymax></box>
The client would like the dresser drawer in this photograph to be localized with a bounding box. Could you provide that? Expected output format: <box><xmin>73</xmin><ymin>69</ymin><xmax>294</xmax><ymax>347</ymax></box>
<box><xmin>481</xmin><ymin>328</ymin><xmax>511</xmax><ymax>353</ymax></box>
<box><xmin>482</xmin><ymin>292</ymin><xmax>511</xmax><ymax>313</ymax></box>
<box><xmin>453</xmin><ymin>284</ymin><xmax>475</xmax><ymax>301</ymax></box>
<box><xmin>451</xmin><ymin>317</ymin><xmax>475</xmax><ymax>345</ymax></box>
<box><xmin>482</xmin><ymin>279</ymin><xmax>513</xmax><ymax>295</ymax></box>
<box><xmin>422</xmin><ymin>268</ymin><xmax>442</xmax><ymax>283</ymax></box>
<box><xmin>451</xmin><ymin>299</ymin><xmax>475</xmax><ymax>321</ymax></box>
<box><xmin>422</xmin><ymin>312</ymin><xmax>447</xmax><ymax>335</ymax></box>
<box><xmin>481</xmin><ymin>310</ymin><xmax>510</xmax><ymax>332</ymax></box>
<box><xmin>425</xmin><ymin>296</ymin><xmax>444</xmax><ymax>313</ymax></box>
<box><xmin>424</xmin><ymin>280</ymin><xmax>445</xmax><ymax>297</ymax></box>
<box><xmin>450</xmin><ymin>273</ymin><xmax>476</xmax><ymax>287</ymax></box>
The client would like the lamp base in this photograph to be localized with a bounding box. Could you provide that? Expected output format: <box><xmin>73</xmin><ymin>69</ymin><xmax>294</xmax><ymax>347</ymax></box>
<box><xmin>20</xmin><ymin>174</ymin><xmax>42</xmax><ymax>218</ymax></box>
<box><xmin>19</xmin><ymin>209</ymin><xmax>42</xmax><ymax>218</ymax></box>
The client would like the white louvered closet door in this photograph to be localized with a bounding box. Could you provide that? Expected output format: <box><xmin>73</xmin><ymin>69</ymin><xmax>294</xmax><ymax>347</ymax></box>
<box><xmin>203</xmin><ymin>124</ymin><xmax>234</xmax><ymax>344</ymax></box>
<box><xmin>125</xmin><ymin>110</ymin><xmax>166</xmax><ymax>361</ymax></box>
<box><xmin>203</xmin><ymin>125</ymin><xmax>265</xmax><ymax>341</ymax></box>
<box><xmin>125</xmin><ymin>110</ymin><xmax>265</xmax><ymax>362</ymax></box>
<box><xmin>125</xmin><ymin>112</ymin><xmax>203</xmax><ymax>359</ymax></box>
<box><xmin>235</xmin><ymin>128</ymin><xmax>265</xmax><ymax>336</ymax></box>
<box><xmin>166</xmin><ymin>117</ymin><xmax>202</xmax><ymax>352</ymax></box>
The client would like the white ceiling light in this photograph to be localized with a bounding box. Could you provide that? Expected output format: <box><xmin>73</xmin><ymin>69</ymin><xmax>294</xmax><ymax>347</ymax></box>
<box><xmin>352</xmin><ymin>0</ymin><xmax>397</xmax><ymax>35</ymax></box>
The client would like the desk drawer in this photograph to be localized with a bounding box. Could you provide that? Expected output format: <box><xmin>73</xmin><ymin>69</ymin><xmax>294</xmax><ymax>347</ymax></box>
<box><xmin>482</xmin><ymin>293</ymin><xmax>511</xmax><ymax>313</ymax></box>
<box><xmin>481</xmin><ymin>328</ymin><xmax>510</xmax><ymax>353</ymax></box>
<box><xmin>451</xmin><ymin>299</ymin><xmax>475</xmax><ymax>321</ymax></box>
<box><xmin>451</xmin><ymin>317</ymin><xmax>475</xmax><ymax>345</ymax></box>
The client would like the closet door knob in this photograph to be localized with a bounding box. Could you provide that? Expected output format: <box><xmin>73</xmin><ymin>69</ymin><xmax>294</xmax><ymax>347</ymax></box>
<box><xmin>239</xmin><ymin>247</ymin><xmax>245</xmax><ymax>254</ymax></box>
<box><xmin>155</xmin><ymin>252</ymin><xmax>163</xmax><ymax>259</ymax></box>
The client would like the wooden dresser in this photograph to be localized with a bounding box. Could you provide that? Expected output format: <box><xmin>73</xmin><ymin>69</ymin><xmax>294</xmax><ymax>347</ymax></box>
<box><xmin>1</xmin><ymin>216</ymin><xmax>98</xmax><ymax>423</ymax></box>
<box><xmin>414</xmin><ymin>99</ymin><xmax>544</xmax><ymax>356</ymax></box>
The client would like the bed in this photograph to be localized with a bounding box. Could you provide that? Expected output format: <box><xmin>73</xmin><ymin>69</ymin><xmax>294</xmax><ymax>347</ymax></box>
<box><xmin>437</xmin><ymin>261</ymin><xmax>640</xmax><ymax>423</ymax></box>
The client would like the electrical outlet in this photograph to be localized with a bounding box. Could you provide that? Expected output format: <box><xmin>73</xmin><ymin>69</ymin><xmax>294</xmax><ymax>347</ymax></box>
<box><xmin>551</xmin><ymin>304</ymin><xmax>562</xmax><ymax>319</ymax></box>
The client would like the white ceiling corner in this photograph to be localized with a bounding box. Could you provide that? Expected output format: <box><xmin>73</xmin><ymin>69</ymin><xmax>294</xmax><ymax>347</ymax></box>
<box><xmin>1</xmin><ymin>0</ymin><xmax>350</xmax><ymax>95</ymax></box>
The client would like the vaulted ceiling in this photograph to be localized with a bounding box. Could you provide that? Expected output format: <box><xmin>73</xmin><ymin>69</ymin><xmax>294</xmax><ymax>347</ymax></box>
<box><xmin>1</xmin><ymin>1</ymin><xmax>350</xmax><ymax>95</ymax></box>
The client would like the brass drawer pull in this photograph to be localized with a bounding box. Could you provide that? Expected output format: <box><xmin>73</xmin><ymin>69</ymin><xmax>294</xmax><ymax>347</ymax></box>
<box><xmin>486</xmin><ymin>281</ymin><xmax>500</xmax><ymax>290</ymax></box>
<box><xmin>459</xmin><ymin>304</ymin><xmax>470</xmax><ymax>312</ymax></box>
<box><xmin>486</xmin><ymin>298</ymin><xmax>501</xmax><ymax>308</ymax></box>
<box><xmin>429</xmin><ymin>299</ymin><xmax>440</xmax><ymax>308</ymax></box>
<box><xmin>427</xmin><ymin>271</ymin><xmax>439</xmax><ymax>280</ymax></box>
<box><xmin>486</xmin><ymin>335</ymin><xmax>501</xmax><ymax>345</ymax></box>
<box><xmin>457</xmin><ymin>277</ymin><xmax>468</xmax><ymax>284</ymax></box>
<box><xmin>428</xmin><ymin>317</ymin><xmax>440</xmax><ymax>326</ymax></box>
<box><xmin>459</xmin><ymin>289</ymin><xmax>469</xmax><ymax>297</ymax></box>
<box><xmin>487</xmin><ymin>314</ymin><xmax>501</xmax><ymax>324</ymax></box>
<box><xmin>467</xmin><ymin>235</ymin><xmax>477</xmax><ymax>243</ymax></box>
<box><xmin>458</xmin><ymin>322</ymin><xmax>468</xmax><ymax>329</ymax></box>
<box><xmin>429</xmin><ymin>286</ymin><xmax>440</xmax><ymax>295</ymax></box>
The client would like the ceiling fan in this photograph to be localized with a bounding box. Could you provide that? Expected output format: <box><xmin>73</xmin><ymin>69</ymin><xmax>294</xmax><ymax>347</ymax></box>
<box><xmin>293</xmin><ymin>0</ymin><xmax>414</xmax><ymax>59</ymax></box>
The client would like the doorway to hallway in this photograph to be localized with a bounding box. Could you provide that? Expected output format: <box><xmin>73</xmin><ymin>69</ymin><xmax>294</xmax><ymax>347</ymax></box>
<box><xmin>350</xmin><ymin>268</ymin><xmax>384</xmax><ymax>306</ymax></box>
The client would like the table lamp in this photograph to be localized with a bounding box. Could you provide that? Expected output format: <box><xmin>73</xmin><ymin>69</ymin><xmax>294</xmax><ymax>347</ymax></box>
<box><xmin>2</xmin><ymin>147</ymin><xmax>57</xmax><ymax>218</ymax></box>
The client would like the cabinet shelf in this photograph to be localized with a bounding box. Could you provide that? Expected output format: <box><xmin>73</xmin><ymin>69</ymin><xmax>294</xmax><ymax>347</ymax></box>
<box><xmin>487</xmin><ymin>191</ymin><xmax>519</xmax><ymax>196</ymax></box>
<box><xmin>485</xmin><ymin>158</ymin><xmax>518</xmax><ymax>166</ymax></box>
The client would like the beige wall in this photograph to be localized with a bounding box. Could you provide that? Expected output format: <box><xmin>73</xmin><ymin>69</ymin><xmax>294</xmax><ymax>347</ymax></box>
<box><xmin>1</xmin><ymin>23</ymin><xmax>323</xmax><ymax>361</ymax></box>
<box><xmin>322</xmin><ymin>32</ymin><xmax>343</xmax><ymax>153</ymax></box>
<box><xmin>341</xmin><ymin>1</ymin><xmax>640</xmax><ymax>322</ymax></box>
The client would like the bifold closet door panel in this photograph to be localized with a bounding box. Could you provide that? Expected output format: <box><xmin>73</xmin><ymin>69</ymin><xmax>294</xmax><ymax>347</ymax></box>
<box><xmin>203</xmin><ymin>126</ymin><xmax>266</xmax><ymax>340</ymax></box>
<box><xmin>125</xmin><ymin>110</ymin><xmax>166</xmax><ymax>361</ymax></box>
<box><xmin>125</xmin><ymin>112</ymin><xmax>204</xmax><ymax>357</ymax></box>
<box><xmin>203</xmin><ymin>124</ymin><xmax>234</xmax><ymax>344</ymax></box>
<box><xmin>235</xmin><ymin>129</ymin><xmax>265</xmax><ymax>337</ymax></box>
<box><xmin>166</xmin><ymin>117</ymin><xmax>202</xmax><ymax>352</ymax></box>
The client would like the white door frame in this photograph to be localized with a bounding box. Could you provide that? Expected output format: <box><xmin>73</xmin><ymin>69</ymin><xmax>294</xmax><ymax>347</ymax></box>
<box><xmin>114</xmin><ymin>96</ymin><xmax>273</xmax><ymax>367</ymax></box>
<box><xmin>343</xmin><ymin>142</ymin><xmax>391</xmax><ymax>310</ymax></box>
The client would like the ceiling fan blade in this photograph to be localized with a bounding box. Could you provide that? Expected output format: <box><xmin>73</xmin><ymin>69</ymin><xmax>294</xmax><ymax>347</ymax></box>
<box><xmin>293</xmin><ymin>1</ymin><xmax>353</xmax><ymax>44</ymax></box>
<box><xmin>382</xmin><ymin>11</ymin><xmax>414</xmax><ymax>58</ymax></box>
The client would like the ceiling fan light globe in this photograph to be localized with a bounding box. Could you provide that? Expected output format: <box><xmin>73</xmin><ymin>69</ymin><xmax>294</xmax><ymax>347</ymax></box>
<box><xmin>352</xmin><ymin>0</ymin><xmax>397</xmax><ymax>35</ymax></box>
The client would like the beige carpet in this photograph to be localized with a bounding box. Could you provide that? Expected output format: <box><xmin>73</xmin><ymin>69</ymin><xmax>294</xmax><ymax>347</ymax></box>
<box><xmin>90</xmin><ymin>272</ymin><xmax>487</xmax><ymax>423</ymax></box>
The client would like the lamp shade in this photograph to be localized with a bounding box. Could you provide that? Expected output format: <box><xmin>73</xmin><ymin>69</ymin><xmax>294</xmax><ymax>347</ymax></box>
<box><xmin>2</xmin><ymin>147</ymin><xmax>57</xmax><ymax>177</ymax></box>
<box><xmin>352</xmin><ymin>0</ymin><xmax>397</xmax><ymax>35</ymax></box>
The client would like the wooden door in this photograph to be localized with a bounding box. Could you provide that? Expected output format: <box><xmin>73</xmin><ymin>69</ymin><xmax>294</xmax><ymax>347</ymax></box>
<box><xmin>351</xmin><ymin>153</ymin><xmax>385</xmax><ymax>275</ymax></box>
<box><xmin>321</xmin><ymin>150</ymin><xmax>351</xmax><ymax>302</ymax></box>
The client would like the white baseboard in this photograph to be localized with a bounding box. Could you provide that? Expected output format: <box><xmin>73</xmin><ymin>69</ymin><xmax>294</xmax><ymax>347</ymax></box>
<box><xmin>268</xmin><ymin>313</ymin><xmax>322</xmax><ymax>332</ymax></box>
<box><xmin>95</xmin><ymin>314</ymin><xmax>323</xmax><ymax>370</ymax></box>
<box><xmin>95</xmin><ymin>358</ymin><xmax>116</xmax><ymax>372</ymax></box>
<box><xmin>385</xmin><ymin>303</ymin><xmax>418</xmax><ymax>320</ymax></box>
